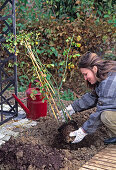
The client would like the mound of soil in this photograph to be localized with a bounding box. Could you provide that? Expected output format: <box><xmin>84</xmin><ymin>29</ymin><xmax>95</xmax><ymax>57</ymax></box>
<box><xmin>0</xmin><ymin>90</ymin><xmax>110</xmax><ymax>169</ymax></box>
<box><xmin>0</xmin><ymin>139</ymin><xmax>63</xmax><ymax>170</ymax></box>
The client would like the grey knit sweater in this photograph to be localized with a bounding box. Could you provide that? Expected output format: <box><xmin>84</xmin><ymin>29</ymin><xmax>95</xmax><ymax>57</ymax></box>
<box><xmin>71</xmin><ymin>72</ymin><xmax>116</xmax><ymax>134</ymax></box>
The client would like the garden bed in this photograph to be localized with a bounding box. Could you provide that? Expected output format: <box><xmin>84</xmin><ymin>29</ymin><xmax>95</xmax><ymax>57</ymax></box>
<box><xmin>0</xmin><ymin>90</ymin><xmax>109</xmax><ymax>170</ymax></box>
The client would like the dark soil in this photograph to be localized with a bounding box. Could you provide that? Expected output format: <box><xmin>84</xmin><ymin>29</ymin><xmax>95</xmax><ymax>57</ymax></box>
<box><xmin>0</xmin><ymin>89</ymin><xmax>110</xmax><ymax>170</ymax></box>
<box><xmin>58</xmin><ymin>120</ymin><xmax>79</xmax><ymax>143</ymax></box>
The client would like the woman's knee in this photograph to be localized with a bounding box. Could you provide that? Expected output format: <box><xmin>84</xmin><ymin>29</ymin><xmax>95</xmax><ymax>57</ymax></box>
<box><xmin>101</xmin><ymin>111</ymin><xmax>107</xmax><ymax>123</ymax></box>
<box><xmin>101</xmin><ymin>110</ymin><xmax>116</xmax><ymax>124</ymax></box>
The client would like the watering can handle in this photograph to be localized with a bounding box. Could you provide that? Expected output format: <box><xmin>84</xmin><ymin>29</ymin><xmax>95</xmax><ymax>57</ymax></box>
<box><xmin>28</xmin><ymin>80</ymin><xmax>39</xmax><ymax>88</ymax></box>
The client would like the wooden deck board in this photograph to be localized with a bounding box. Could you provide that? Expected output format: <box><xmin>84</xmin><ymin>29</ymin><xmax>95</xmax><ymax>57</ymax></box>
<box><xmin>79</xmin><ymin>145</ymin><xmax>116</xmax><ymax>170</ymax></box>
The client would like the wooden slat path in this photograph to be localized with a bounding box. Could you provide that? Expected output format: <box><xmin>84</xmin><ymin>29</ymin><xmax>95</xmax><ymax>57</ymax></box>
<box><xmin>79</xmin><ymin>145</ymin><xmax>116</xmax><ymax>170</ymax></box>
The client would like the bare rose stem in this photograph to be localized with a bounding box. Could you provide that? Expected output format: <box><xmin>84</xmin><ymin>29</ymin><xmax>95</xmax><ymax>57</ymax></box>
<box><xmin>32</xmin><ymin>56</ymin><xmax>71</xmax><ymax>120</ymax></box>
<box><xmin>26</xmin><ymin>42</ymin><xmax>71</xmax><ymax>121</ymax></box>
<box><xmin>25</xmin><ymin>42</ymin><xmax>65</xmax><ymax>120</ymax></box>
<box><xmin>25</xmin><ymin>42</ymin><xmax>55</xmax><ymax>93</ymax></box>
<box><xmin>45</xmin><ymin>93</ymin><xmax>58</xmax><ymax>120</ymax></box>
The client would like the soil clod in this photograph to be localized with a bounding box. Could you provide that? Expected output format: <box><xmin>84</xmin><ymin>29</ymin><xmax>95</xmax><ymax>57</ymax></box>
<box><xmin>58</xmin><ymin>120</ymin><xmax>78</xmax><ymax>143</ymax></box>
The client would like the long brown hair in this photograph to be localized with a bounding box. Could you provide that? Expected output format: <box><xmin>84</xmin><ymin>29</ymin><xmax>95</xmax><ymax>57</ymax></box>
<box><xmin>78</xmin><ymin>52</ymin><xmax>116</xmax><ymax>88</ymax></box>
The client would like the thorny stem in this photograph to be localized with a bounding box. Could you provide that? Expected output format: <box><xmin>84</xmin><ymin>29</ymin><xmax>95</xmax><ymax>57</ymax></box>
<box><xmin>25</xmin><ymin>41</ymin><xmax>72</xmax><ymax>122</ymax></box>
<box><xmin>58</xmin><ymin>35</ymin><xmax>74</xmax><ymax>90</ymax></box>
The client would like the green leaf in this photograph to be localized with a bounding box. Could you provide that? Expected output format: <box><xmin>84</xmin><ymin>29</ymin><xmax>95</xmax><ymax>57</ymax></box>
<box><xmin>18</xmin><ymin>86</ymin><xmax>26</xmax><ymax>92</ymax></box>
<box><xmin>104</xmin><ymin>15</ymin><xmax>109</xmax><ymax>18</ymax></box>
<box><xmin>59</xmin><ymin>61</ymin><xmax>65</xmax><ymax>66</ymax></box>
<box><xmin>108</xmin><ymin>19</ymin><xmax>113</xmax><ymax>24</ymax></box>
<box><xmin>46</xmin><ymin>64</ymin><xmax>54</xmax><ymax>68</ymax></box>
<box><xmin>50</xmin><ymin>47</ymin><xmax>58</xmax><ymax>56</ymax></box>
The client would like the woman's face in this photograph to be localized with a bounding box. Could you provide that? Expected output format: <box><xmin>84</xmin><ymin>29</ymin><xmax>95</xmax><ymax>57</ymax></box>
<box><xmin>80</xmin><ymin>67</ymin><xmax>97</xmax><ymax>84</ymax></box>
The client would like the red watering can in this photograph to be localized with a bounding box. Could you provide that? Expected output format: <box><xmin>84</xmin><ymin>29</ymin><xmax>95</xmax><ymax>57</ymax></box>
<box><xmin>12</xmin><ymin>82</ymin><xmax>47</xmax><ymax>120</ymax></box>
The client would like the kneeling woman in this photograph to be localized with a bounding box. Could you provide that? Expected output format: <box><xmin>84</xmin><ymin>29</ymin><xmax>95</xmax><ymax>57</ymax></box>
<box><xmin>61</xmin><ymin>52</ymin><xmax>116</xmax><ymax>144</ymax></box>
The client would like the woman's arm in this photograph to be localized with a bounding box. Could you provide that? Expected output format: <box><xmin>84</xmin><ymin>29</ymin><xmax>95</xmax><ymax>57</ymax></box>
<box><xmin>59</xmin><ymin>91</ymin><xmax>98</xmax><ymax>122</ymax></box>
<box><xmin>82</xmin><ymin>111</ymin><xmax>102</xmax><ymax>134</ymax></box>
<box><xmin>71</xmin><ymin>91</ymin><xmax>98</xmax><ymax>112</ymax></box>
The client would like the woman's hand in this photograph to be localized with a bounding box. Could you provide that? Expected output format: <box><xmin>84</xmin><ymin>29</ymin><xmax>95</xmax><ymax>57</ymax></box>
<box><xmin>59</xmin><ymin>104</ymin><xmax>75</xmax><ymax>122</ymax></box>
<box><xmin>69</xmin><ymin>127</ymin><xmax>87</xmax><ymax>143</ymax></box>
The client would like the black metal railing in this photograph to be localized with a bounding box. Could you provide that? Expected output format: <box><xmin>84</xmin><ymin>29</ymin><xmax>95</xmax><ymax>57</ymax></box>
<box><xmin>0</xmin><ymin>0</ymin><xmax>18</xmax><ymax>125</ymax></box>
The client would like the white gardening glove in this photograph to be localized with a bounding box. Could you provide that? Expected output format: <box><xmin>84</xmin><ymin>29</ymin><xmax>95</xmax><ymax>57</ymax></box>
<box><xmin>59</xmin><ymin>104</ymin><xmax>75</xmax><ymax>122</ymax></box>
<box><xmin>69</xmin><ymin>127</ymin><xmax>87</xmax><ymax>143</ymax></box>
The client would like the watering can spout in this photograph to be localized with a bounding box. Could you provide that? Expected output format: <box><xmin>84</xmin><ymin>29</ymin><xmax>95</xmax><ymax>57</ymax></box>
<box><xmin>12</xmin><ymin>94</ymin><xmax>30</xmax><ymax>115</ymax></box>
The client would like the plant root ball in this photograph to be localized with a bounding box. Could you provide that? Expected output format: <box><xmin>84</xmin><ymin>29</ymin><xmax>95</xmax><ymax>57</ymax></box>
<box><xmin>58</xmin><ymin>120</ymin><xmax>78</xmax><ymax>144</ymax></box>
